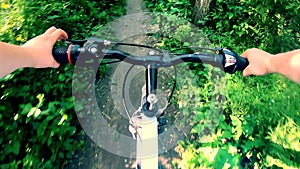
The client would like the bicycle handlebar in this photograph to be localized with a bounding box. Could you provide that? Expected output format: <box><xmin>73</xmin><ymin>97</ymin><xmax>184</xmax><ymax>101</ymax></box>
<box><xmin>52</xmin><ymin>39</ymin><xmax>248</xmax><ymax>74</ymax></box>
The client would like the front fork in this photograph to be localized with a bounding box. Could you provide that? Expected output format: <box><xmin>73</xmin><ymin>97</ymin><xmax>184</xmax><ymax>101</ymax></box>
<box><xmin>131</xmin><ymin>112</ymin><xmax>158</xmax><ymax>169</ymax></box>
<box><xmin>128</xmin><ymin>64</ymin><xmax>167</xmax><ymax>169</ymax></box>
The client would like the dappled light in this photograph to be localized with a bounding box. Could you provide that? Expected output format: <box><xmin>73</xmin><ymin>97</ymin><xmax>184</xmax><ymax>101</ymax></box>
<box><xmin>0</xmin><ymin>0</ymin><xmax>299</xmax><ymax>168</ymax></box>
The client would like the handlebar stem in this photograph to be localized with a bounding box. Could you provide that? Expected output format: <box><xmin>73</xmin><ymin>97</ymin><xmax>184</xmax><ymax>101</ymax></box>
<box><xmin>143</xmin><ymin>64</ymin><xmax>158</xmax><ymax>117</ymax></box>
<box><xmin>146</xmin><ymin>64</ymin><xmax>158</xmax><ymax>96</ymax></box>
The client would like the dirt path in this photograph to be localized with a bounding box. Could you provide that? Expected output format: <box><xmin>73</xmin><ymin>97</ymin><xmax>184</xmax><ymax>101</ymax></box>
<box><xmin>65</xmin><ymin>0</ymin><xmax>182</xmax><ymax>168</ymax></box>
<box><xmin>126</xmin><ymin>0</ymin><xmax>144</xmax><ymax>14</ymax></box>
<box><xmin>80</xmin><ymin>0</ymin><xmax>147</xmax><ymax>166</ymax></box>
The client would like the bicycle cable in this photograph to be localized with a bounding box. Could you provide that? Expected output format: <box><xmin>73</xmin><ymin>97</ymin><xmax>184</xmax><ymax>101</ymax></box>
<box><xmin>121</xmin><ymin>64</ymin><xmax>177</xmax><ymax>118</ymax></box>
<box><xmin>122</xmin><ymin>64</ymin><xmax>136</xmax><ymax>121</ymax></box>
<box><xmin>111</xmin><ymin>42</ymin><xmax>165</xmax><ymax>54</ymax></box>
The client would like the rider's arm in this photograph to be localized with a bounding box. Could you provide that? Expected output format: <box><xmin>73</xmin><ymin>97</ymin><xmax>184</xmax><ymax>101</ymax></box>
<box><xmin>242</xmin><ymin>48</ymin><xmax>300</xmax><ymax>84</ymax></box>
<box><xmin>0</xmin><ymin>27</ymin><xmax>68</xmax><ymax>78</ymax></box>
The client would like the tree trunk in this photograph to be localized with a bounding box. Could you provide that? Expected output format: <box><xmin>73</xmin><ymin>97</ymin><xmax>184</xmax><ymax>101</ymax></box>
<box><xmin>192</xmin><ymin>0</ymin><xmax>213</xmax><ymax>26</ymax></box>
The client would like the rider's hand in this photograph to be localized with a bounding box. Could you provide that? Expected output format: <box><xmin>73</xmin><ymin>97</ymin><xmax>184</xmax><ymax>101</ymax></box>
<box><xmin>241</xmin><ymin>48</ymin><xmax>274</xmax><ymax>76</ymax></box>
<box><xmin>22</xmin><ymin>26</ymin><xmax>68</xmax><ymax>68</ymax></box>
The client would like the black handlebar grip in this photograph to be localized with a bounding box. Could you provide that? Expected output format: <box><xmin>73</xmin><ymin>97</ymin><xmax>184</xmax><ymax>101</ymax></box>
<box><xmin>52</xmin><ymin>46</ymin><xmax>69</xmax><ymax>64</ymax></box>
<box><xmin>52</xmin><ymin>45</ymin><xmax>81</xmax><ymax>64</ymax></box>
<box><xmin>221</xmin><ymin>48</ymin><xmax>249</xmax><ymax>74</ymax></box>
<box><xmin>235</xmin><ymin>53</ymin><xmax>249</xmax><ymax>71</ymax></box>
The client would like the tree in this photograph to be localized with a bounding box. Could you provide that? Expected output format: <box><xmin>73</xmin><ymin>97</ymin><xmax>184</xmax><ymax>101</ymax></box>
<box><xmin>192</xmin><ymin>0</ymin><xmax>213</xmax><ymax>26</ymax></box>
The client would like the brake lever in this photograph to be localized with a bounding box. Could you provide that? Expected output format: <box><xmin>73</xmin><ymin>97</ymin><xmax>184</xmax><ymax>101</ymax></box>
<box><xmin>62</xmin><ymin>39</ymin><xmax>87</xmax><ymax>47</ymax></box>
<box><xmin>64</xmin><ymin>38</ymin><xmax>113</xmax><ymax>58</ymax></box>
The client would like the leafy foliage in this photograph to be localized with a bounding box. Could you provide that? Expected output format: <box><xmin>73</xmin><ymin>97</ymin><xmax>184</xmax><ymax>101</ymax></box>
<box><xmin>1</xmin><ymin>0</ymin><xmax>300</xmax><ymax>168</ymax></box>
<box><xmin>0</xmin><ymin>0</ymin><xmax>125</xmax><ymax>168</ymax></box>
<box><xmin>145</xmin><ymin>0</ymin><xmax>194</xmax><ymax>19</ymax></box>
<box><xmin>201</xmin><ymin>0</ymin><xmax>300</xmax><ymax>53</ymax></box>
<box><xmin>145</xmin><ymin>0</ymin><xmax>300</xmax><ymax>168</ymax></box>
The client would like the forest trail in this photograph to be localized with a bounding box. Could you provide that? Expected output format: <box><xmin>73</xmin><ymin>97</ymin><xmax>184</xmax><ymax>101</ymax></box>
<box><xmin>66</xmin><ymin>0</ymin><xmax>152</xmax><ymax>169</ymax></box>
<box><xmin>65</xmin><ymin>0</ymin><xmax>179</xmax><ymax>168</ymax></box>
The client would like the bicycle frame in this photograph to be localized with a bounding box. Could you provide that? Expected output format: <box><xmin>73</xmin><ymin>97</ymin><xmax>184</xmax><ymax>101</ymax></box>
<box><xmin>134</xmin><ymin>113</ymin><xmax>158</xmax><ymax>169</ymax></box>
<box><xmin>130</xmin><ymin>64</ymin><xmax>160</xmax><ymax>169</ymax></box>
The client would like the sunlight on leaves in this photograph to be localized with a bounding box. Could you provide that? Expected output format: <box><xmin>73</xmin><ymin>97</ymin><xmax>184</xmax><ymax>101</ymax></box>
<box><xmin>266</xmin><ymin>117</ymin><xmax>300</xmax><ymax>168</ymax></box>
<box><xmin>265</xmin><ymin>155</ymin><xmax>299</xmax><ymax>169</ymax></box>
<box><xmin>58</xmin><ymin>114</ymin><xmax>68</xmax><ymax>125</ymax></box>
<box><xmin>1</xmin><ymin>3</ymin><xmax>10</xmax><ymax>9</ymax></box>
<box><xmin>268</xmin><ymin>117</ymin><xmax>300</xmax><ymax>152</ymax></box>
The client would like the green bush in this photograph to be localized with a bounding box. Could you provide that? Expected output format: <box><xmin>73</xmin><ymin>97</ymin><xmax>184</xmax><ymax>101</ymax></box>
<box><xmin>145</xmin><ymin>0</ymin><xmax>300</xmax><ymax>168</ymax></box>
<box><xmin>145</xmin><ymin>0</ymin><xmax>194</xmax><ymax>19</ymax></box>
<box><xmin>0</xmin><ymin>0</ymin><xmax>125</xmax><ymax>168</ymax></box>
<box><xmin>200</xmin><ymin>0</ymin><xmax>300</xmax><ymax>53</ymax></box>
